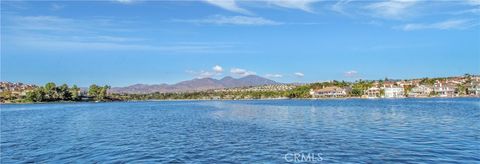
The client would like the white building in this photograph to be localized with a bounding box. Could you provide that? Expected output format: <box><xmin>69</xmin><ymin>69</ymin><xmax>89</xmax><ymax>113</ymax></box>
<box><xmin>365</xmin><ymin>87</ymin><xmax>382</xmax><ymax>98</ymax></box>
<box><xmin>384</xmin><ymin>87</ymin><xmax>404</xmax><ymax>98</ymax></box>
<box><xmin>434</xmin><ymin>83</ymin><xmax>456</xmax><ymax>97</ymax></box>
<box><xmin>467</xmin><ymin>81</ymin><xmax>480</xmax><ymax>96</ymax></box>
<box><xmin>310</xmin><ymin>86</ymin><xmax>351</xmax><ymax>98</ymax></box>
<box><xmin>408</xmin><ymin>85</ymin><xmax>433</xmax><ymax>97</ymax></box>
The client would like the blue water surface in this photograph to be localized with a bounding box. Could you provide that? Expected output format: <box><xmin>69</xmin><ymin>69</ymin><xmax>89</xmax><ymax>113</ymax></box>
<box><xmin>1</xmin><ymin>98</ymin><xmax>479</xmax><ymax>163</ymax></box>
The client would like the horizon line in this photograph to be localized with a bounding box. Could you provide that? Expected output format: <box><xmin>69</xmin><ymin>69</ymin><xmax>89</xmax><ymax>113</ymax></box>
<box><xmin>1</xmin><ymin>73</ymin><xmax>478</xmax><ymax>88</ymax></box>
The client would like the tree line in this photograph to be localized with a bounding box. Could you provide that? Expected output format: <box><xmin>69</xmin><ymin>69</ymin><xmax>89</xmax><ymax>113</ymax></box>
<box><xmin>25</xmin><ymin>83</ymin><xmax>111</xmax><ymax>102</ymax></box>
<box><xmin>110</xmin><ymin>76</ymin><xmax>476</xmax><ymax>100</ymax></box>
<box><xmin>2</xmin><ymin>75</ymin><xmax>476</xmax><ymax>103</ymax></box>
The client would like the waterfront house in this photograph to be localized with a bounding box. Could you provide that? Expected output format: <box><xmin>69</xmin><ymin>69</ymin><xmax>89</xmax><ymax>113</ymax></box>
<box><xmin>408</xmin><ymin>85</ymin><xmax>433</xmax><ymax>97</ymax></box>
<box><xmin>310</xmin><ymin>86</ymin><xmax>351</xmax><ymax>98</ymax></box>
<box><xmin>384</xmin><ymin>87</ymin><xmax>404</xmax><ymax>98</ymax></box>
<box><xmin>382</xmin><ymin>81</ymin><xmax>397</xmax><ymax>88</ymax></box>
<box><xmin>365</xmin><ymin>87</ymin><xmax>382</xmax><ymax>98</ymax></box>
<box><xmin>467</xmin><ymin>81</ymin><xmax>480</xmax><ymax>96</ymax></box>
<box><xmin>434</xmin><ymin>83</ymin><xmax>456</xmax><ymax>97</ymax></box>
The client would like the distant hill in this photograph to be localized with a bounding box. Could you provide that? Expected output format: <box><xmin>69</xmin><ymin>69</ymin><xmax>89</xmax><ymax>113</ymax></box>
<box><xmin>110</xmin><ymin>75</ymin><xmax>279</xmax><ymax>94</ymax></box>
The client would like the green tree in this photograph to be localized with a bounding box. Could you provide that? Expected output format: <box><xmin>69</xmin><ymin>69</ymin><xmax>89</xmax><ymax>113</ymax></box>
<box><xmin>420</xmin><ymin>78</ymin><xmax>435</xmax><ymax>86</ymax></box>
<box><xmin>350</xmin><ymin>88</ymin><xmax>363</xmax><ymax>97</ymax></box>
<box><xmin>456</xmin><ymin>84</ymin><xmax>467</xmax><ymax>95</ymax></box>
<box><xmin>98</xmin><ymin>85</ymin><xmax>110</xmax><ymax>100</ymax></box>
<box><xmin>44</xmin><ymin>82</ymin><xmax>57</xmax><ymax>101</ymax></box>
<box><xmin>0</xmin><ymin>91</ymin><xmax>13</xmax><ymax>101</ymax></box>
<box><xmin>403</xmin><ymin>85</ymin><xmax>414</xmax><ymax>97</ymax></box>
<box><xmin>58</xmin><ymin>84</ymin><xmax>71</xmax><ymax>100</ymax></box>
<box><xmin>70</xmin><ymin>85</ymin><xmax>80</xmax><ymax>100</ymax></box>
<box><xmin>88</xmin><ymin>84</ymin><xmax>110</xmax><ymax>101</ymax></box>
<box><xmin>286</xmin><ymin>85</ymin><xmax>310</xmax><ymax>98</ymax></box>
<box><xmin>26</xmin><ymin>88</ymin><xmax>45</xmax><ymax>102</ymax></box>
<box><xmin>351</xmin><ymin>81</ymin><xmax>373</xmax><ymax>96</ymax></box>
<box><xmin>88</xmin><ymin>84</ymin><xmax>100</xmax><ymax>98</ymax></box>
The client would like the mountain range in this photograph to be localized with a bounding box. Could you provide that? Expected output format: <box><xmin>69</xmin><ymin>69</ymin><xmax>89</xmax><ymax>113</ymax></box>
<box><xmin>110</xmin><ymin>75</ymin><xmax>279</xmax><ymax>94</ymax></box>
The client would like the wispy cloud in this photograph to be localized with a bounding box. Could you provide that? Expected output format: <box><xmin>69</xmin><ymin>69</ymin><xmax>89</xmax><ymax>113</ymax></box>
<box><xmin>4</xmin><ymin>15</ymin><xmax>238</xmax><ymax>53</ymax></box>
<box><xmin>51</xmin><ymin>3</ymin><xmax>65</xmax><ymax>11</ymax></box>
<box><xmin>365</xmin><ymin>0</ymin><xmax>418</xmax><ymax>19</ymax></box>
<box><xmin>114</xmin><ymin>0</ymin><xmax>137</xmax><ymax>4</ymax></box>
<box><xmin>398</xmin><ymin>19</ymin><xmax>477</xmax><ymax>31</ymax></box>
<box><xmin>2</xmin><ymin>1</ymin><xmax>30</xmax><ymax>10</ymax></box>
<box><xmin>187</xmin><ymin>65</ymin><xmax>224</xmax><ymax>78</ymax></box>
<box><xmin>331</xmin><ymin>0</ymin><xmax>352</xmax><ymax>15</ymax></box>
<box><xmin>265</xmin><ymin>74</ymin><xmax>283</xmax><ymax>78</ymax></box>
<box><xmin>186</xmin><ymin>70</ymin><xmax>216</xmax><ymax>79</ymax></box>
<box><xmin>452</xmin><ymin>8</ymin><xmax>480</xmax><ymax>15</ymax></box>
<box><xmin>344</xmin><ymin>70</ymin><xmax>358</xmax><ymax>78</ymax></box>
<box><xmin>267</xmin><ymin>0</ymin><xmax>319</xmax><ymax>13</ymax></box>
<box><xmin>6</xmin><ymin>15</ymin><xmax>138</xmax><ymax>33</ymax></box>
<box><xmin>466</xmin><ymin>0</ymin><xmax>480</xmax><ymax>6</ymax></box>
<box><xmin>231</xmin><ymin>68</ymin><xmax>256</xmax><ymax>77</ymax></box>
<box><xmin>451</xmin><ymin>1</ymin><xmax>480</xmax><ymax>15</ymax></box>
<box><xmin>175</xmin><ymin>15</ymin><xmax>282</xmax><ymax>26</ymax></box>
<box><xmin>294</xmin><ymin>72</ymin><xmax>304</xmax><ymax>77</ymax></box>
<box><xmin>204</xmin><ymin>0</ymin><xmax>321</xmax><ymax>14</ymax></box>
<box><xmin>10</xmin><ymin>35</ymin><xmax>234</xmax><ymax>53</ymax></box>
<box><xmin>204</xmin><ymin>0</ymin><xmax>251</xmax><ymax>15</ymax></box>
<box><xmin>10</xmin><ymin>16</ymin><xmax>76</xmax><ymax>31</ymax></box>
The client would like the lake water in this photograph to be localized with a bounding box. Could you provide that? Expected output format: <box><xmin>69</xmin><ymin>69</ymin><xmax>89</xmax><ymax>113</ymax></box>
<box><xmin>1</xmin><ymin>98</ymin><xmax>479</xmax><ymax>163</ymax></box>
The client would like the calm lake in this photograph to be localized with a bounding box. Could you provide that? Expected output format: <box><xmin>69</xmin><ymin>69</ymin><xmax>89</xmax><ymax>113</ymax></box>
<box><xmin>1</xmin><ymin>98</ymin><xmax>479</xmax><ymax>163</ymax></box>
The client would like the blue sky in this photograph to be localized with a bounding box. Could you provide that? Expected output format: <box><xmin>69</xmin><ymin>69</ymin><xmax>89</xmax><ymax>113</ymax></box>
<box><xmin>1</xmin><ymin>0</ymin><xmax>479</xmax><ymax>87</ymax></box>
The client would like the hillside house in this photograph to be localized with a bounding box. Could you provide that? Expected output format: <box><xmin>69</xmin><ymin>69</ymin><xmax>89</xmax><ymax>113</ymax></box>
<box><xmin>365</xmin><ymin>87</ymin><xmax>382</xmax><ymax>98</ymax></box>
<box><xmin>434</xmin><ymin>83</ymin><xmax>456</xmax><ymax>97</ymax></box>
<box><xmin>384</xmin><ymin>87</ymin><xmax>404</xmax><ymax>98</ymax></box>
<box><xmin>408</xmin><ymin>85</ymin><xmax>433</xmax><ymax>97</ymax></box>
<box><xmin>310</xmin><ymin>86</ymin><xmax>351</xmax><ymax>98</ymax></box>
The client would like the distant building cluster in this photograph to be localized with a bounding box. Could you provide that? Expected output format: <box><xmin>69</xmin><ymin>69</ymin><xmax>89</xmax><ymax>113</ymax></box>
<box><xmin>0</xmin><ymin>82</ymin><xmax>37</xmax><ymax>97</ymax></box>
<box><xmin>310</xmin><ymin>86</ymin><xmax>351</xmax><ymax>98</ymax></box>
<box><xmin>310</xmin><ymin>75</ymin><xmax>480</xmax><ymax>98</ymax></box>
<box><xmin>214</xmin><ymin>84</ymin><xmax>297</xmax><ymax>92</ymax></box>
<box><xmin>1</xmin><ymin>75</ymin><xmax>479</xmax><ymax>103</ymax></box>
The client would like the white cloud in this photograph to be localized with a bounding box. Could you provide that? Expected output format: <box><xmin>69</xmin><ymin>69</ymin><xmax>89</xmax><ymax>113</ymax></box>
<box><xmin>365</xmin><ymin>0</ymin><xmax>418</xmax><ymax>19</ymax></box>
<box><xmin>451</xmin><ymin>0</ymin><xmax>480</xmax><ymax>15</ymax></box>
<box><xmin>187</xmin><ymin>70</ymin><xmax>216</xmax><ymax>79</ymax></box>
<box><xmin>399</xmin><ymin>19</ymin><xmax>476</xmax><ymax>31</ymax></box>
<box><xmin>213</xmin><ymin>65</ymin><xmax>223</xmax><ymax>73</ymax></box>
<box><xmin>466</xmin><ymin>0</ymin><xmax>480</xmax><ymax>6</ymax></box>
<box><xmin>294</xmin><ymin>72</ymin><xmax>304</xmax><ymax>77</ymax></box>
<box><xmin>4</xmin><ymin>15</ymin><xmax>238</xmax><ymax>53</ymax></box>
<box><xmin>187</xmin><ymin>65</ymin><xmax>225</xmax><ymax>79</ymax></box>
<box><xmin>11</xmin><ymin>16</ymin><xmax>76</xmax><ymax>31</ymax></box>
<box><xmin>267</xmin><ymin>0</ymin><xmax>319</xmax><ymax>13</ymax></box>
<box><xmin>204</xmin><ymin>0</ymin><xmax>251</xmax><ymax>15</ymax></box>
<box><xmin>11</xmin><ymin>36</ymin><xmax>235</xmax><ymax>53</ymax></box>
<box><xmin>332</xmin><ymin>0</ymin><xmax>352</xmax><ymax>15</ymax></box>
<box><xmin>265</xmin><ymin>74</ymin><xmax>283</xmax><ymax>78</ymax></box>
<box><xmin>452</xmin><ymin>8</ymin><xmax>480</xmax><ymax>15</ymax></box>
<box><xmin>205</xmin><ymin>0</ymin><xmax>320</xmax><ymax>14</ymax></box>
<box><xmin>231</xmin><ymin>68</ymin><xmax>256</xmax><ymax>76</ymax></box>
<box><xmin>197</xmin><ymin>71</ymin><xmax>216</xmax><ymax>78</ymax></box>
<box><xmin>114</xmin><ymin>0</ymin><xmax>136</xmax><ymax>4</ymax></box>
<box><xmin>344</xmin><ymin>70</ymin><xmax>358</xmax><ymax>77</ymax></box>
<box><xmin>7</xmin><ymin>34</ymin><xmax>237</xmax><ymax>53</ymax></box>
<box><xmin>51</xmin><ymin>3</ymin><xmax>65</xmax><ymax>10</ymax></box>
<box><xmin>176</xmin><ymin>15</ymin><xmax>282</xmax><ymax>26</ymax></box>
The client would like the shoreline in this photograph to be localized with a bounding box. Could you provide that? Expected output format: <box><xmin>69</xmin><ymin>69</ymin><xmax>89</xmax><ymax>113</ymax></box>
<box><xmin>2</xmin><ymin>96</ymin><xmax>479</xmax><ymax>105</ymax></box>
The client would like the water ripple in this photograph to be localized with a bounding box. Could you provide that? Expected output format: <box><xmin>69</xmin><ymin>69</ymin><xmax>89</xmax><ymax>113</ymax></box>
<box><xmin>1</xmin><ymin>98</ymin><xmax>479</xmax><ymax>163</ymax></box>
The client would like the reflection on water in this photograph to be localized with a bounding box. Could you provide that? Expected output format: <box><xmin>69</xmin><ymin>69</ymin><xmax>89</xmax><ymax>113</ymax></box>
<box><xmin>1</xmin><ymin>98</ymin><xmax>479</xmax><ymax>163</ymax></box>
